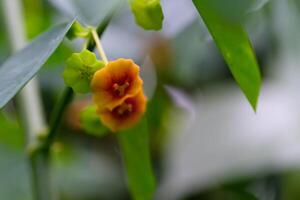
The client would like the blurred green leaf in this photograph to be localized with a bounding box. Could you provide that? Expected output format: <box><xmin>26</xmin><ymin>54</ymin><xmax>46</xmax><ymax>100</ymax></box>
<box><xmin>80</xmin><ymin>105</ymin><xmax>108</xmax><ymax>137</ymax></box>
<box><xmin>0</xmin><ymin>20</ymin><xmax>74</xmax><ymax>108</ymax></box>
<box><xmin>0</xmin><ymin>112</ymin><xmax>23</xmax><ymax>149</ymax></box>
<box><xmin>250</xmin><ymin>0</ymin><xmax>270</xmax><ymax>13</ymax></box>
<box><xmin>193</xmin><ymin>0</ymin><xmax>261</xmax><ymax>110</ymax></box>
<box><xmin>204</xmin><ymin>0</ymin><xmax>253</xmax><ymax>22</ymax></box>
<box><xmin>128</xmin><ymin>0</ymin><xmax>164</xmax><ymax>30</ymax></box>
<box><xmin>118</xmin><ymin>118</ymin><xmax>156</xmax><ymax>200</ymax></box>
<box><xmin>214</xmin><ymin>189</ymin><xmax>258</xmax><ymax>200</ymax></box>
<box><xmin>282</xmin><ymin>170</ymin><xmax>300</xmax><ymax>200</ymax></box>
<box><xmin>49</xmin><ymin>0</ymin><xmax>122</xmax><ymax>27</ymax></box>
<box><xmin>24</xmin><ymin>0</ymin><xmax>51</xmax><ymax>38</ymax></box>
<box><xmin>200</xmin><ymin>0</ymin><xmax>269</xmax><ymax>22</ymax></box>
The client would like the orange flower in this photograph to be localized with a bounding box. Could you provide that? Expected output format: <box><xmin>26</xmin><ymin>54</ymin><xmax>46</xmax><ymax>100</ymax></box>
<box><xmin>91</xmin><ymin>58</ymin><xmax>143</xmax><ymax>111</ymax></box>
<box><xmin>98</xmin><ymin>91</ymin><xmax>147</xmax><ymax>132</ymax></box>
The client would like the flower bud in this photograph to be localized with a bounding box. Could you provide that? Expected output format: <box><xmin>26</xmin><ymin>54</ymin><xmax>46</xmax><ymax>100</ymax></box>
<box><xmin>80</xmin><ymin>105</ymin><xmax>108</xmax><ymax>136</ymax></box>
<box><xmin>67</xmin><ymin>21</ymin><xmax>90</xmax><ymax>40</ymax></box>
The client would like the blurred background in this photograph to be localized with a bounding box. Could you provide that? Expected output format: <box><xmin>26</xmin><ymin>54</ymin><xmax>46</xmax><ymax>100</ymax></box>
<box><xmin>1</xmin><ymin>0</ymin><xmax>300</xmax><ymax>199</ymax></box>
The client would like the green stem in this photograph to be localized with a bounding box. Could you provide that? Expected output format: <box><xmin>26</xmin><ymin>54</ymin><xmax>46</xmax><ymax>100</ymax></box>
<box><xmin>30</xmin><ymin>152</ymin><xmax>52</xmax><ymax>200</ymax></box>
<box><xmin>41</xmin><ymin>87</ymin><xmax>74</xmax><ymax>151</ymax></box>
<box><xmin>86</xmin><ymin>8</ymin><xmax>117</xmax><ymax>51</ymax></box>
<box><xmin>91</xmin><ymin>28</ymin><xmax>108</xmax><ymax>64</ymax></box>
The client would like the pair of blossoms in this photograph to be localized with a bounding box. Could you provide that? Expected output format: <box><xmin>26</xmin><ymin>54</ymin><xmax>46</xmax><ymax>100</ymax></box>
<box><xmin>63</xmin><ymin>50</ymin><xmax>146</xmax><ymax>132</ymax></box>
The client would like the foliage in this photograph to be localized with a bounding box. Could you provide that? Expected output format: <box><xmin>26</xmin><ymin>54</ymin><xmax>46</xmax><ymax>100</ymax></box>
<box><xmin>193</xmin><ymin>0</ymin><xmax>261</xmax><ymax>110</ymax></box>
<box><xmin>0</xmin><ymin>21</ymin><xmax>74</xmax><ymax>108</ymax></box>
<box><xmin>118</xmin><ymin>118</ymin><xmax>156</xmax><ymax>200</ymax></box>
<box><xmin>0</xmin><ymin>112</ymin><xmax>23</xmax><ymax>149</ymax></box>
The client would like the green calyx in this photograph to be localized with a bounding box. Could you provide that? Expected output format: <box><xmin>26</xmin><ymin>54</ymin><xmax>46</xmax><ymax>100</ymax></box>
<box><xmin>67</xmin><ymin>21</ymin><xmax>91</xmax><ymax>40</ymax></box>
<box><xmin>80</xmin><ymin>105</ymin><xmax>108</xmax><ymax>137</ymax></box>
<box><xmin>63</xmin><ymin>49</ymin><xmax>104</xmax><ymax>93</ymax></box>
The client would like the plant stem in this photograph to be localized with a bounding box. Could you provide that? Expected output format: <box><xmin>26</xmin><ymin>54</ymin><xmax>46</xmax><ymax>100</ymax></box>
<box><xmin>91</xmin><ymin>28</ymin><xmax>109</xmax><ymax>64</ymax></box>
<box><xmin>42</xmin><ymin>87</ymin><xmax>74</xmax><ymax>151</ymax></box>
<box><xmin>86</xmin><ymin>7</ymin><xmax>117</xmax><ymax>51</ymax></box>
<box><xmin>2</xmin><ymin>0</ymin><xmax>51</xmax><ymax>199</ymax></box>
<box><xmin>30</xmin><ymin>152</ymin><xmax>52</xmax><ymax>200</ymax></box>
<box><xmin>82</xmin><ymin>39</ymin><xmax>89</xmax><ymax>50</ymax></box>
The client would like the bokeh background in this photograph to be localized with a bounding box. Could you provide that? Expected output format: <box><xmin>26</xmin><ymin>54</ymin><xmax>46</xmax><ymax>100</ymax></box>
<box><xmin>1</xmin><ymin>0</ymin><xmax>300</xmax><ymax>199</ymax></box>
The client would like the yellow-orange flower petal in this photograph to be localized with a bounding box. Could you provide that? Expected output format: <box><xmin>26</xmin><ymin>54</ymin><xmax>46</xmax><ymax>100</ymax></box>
<box><xmin>98</xmin><ymin>91</ymin><xmax>147</xmax><ymax>132</ymax></box>
<box><xmin>91</xmin><ymin>58</ymin><xmax>143</xmax><ymax>110</ymax></box>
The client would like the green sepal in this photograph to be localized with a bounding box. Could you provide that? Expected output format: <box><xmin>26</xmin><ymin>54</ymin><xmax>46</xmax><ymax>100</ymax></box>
<box><xmin>80</xmin><ymin>105</ymin><xmax>108</xmax><ymax>137</ymax></box>
<box><xmin>67</xmin><ymin>21</ymin><xmax>91</xmax><ymax>40</ymax></box>
<box><xmin>63</xmin><ymin>49</ymin><xmax>104</xmax><ymax>93</ymax></box>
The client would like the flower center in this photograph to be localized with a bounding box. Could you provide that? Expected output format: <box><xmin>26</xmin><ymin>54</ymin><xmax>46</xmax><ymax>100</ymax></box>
<box><xmin>113</xmin><ymin>81</ymin><xmax>130</xmax><ymax>96</ymax></box>
<box><xmin>117</xmin><ymin>103</ymin><xmax>132</xmax><ymax>115</ymax></box>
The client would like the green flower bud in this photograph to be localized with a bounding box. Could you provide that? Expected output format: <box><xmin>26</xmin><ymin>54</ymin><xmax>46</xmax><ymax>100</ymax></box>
<box><xmin>67</xmin><ymin>21</ymin><xmax>91</xmax><ymax>40</ymax></box>
<box><xmin>63</xmin><ymin>50</ymin><xmax>104</xmax><ymax>93</ymax></box>
<box><xmin>129</xmin><ymin>0</ymin><xmax>164</xmax><ymax>30</ymax></box>
<box><xmin>80</xmin><ymin>105</ymin><xmax>108</xmax><ymax>137</ymax></box>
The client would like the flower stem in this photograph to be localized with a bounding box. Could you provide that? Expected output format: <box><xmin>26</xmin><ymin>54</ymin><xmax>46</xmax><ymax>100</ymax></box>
<box><xmin>41</xmin><ymin>87</ymin><xmax>74</xmax><ymax>151</ymax></box>
<box><xmin>82</xmin><ymin>39</ymin><xmax>89</xmax><ymax>50</ymax></box>
<box><xmin>91</xmin><ymin>28</ymin><xmax>109</xmax><ymax>64</ymax></box>
<box><xmin>30</xmin><ymin>152</ymin><xmax>52</xmax><ymax>200</ymax></box>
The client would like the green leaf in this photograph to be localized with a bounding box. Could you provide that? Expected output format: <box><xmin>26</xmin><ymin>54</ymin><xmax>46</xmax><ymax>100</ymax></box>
<box><xmin>80</xmin><ymin>105</ymin><xmax>108</xmax><ymax>137</ymax></box>
<box><xmin>0</xmin><ymin>112</ymin><xmax>23</xmax><ymax>149</ymax></box>
<box><xmin>250</xmin><ymin>0</ymin><xmax>270</xmax><ymax>13</ymax></box>
<box><xmin>128</xmin><ymin>0</ymin><xmax>164</xmax><ymax>30</ymax></box>
<box><xmin>49</xmin><ymin>0</ymin><xmax>122</xmax><ymax>27</ymax></box>
<box><xmin>193</xmin><ymin>0</ymin><xmax>261</xmax><ymax>110</ymax></box>
<box><xmin>214</xmin><ymin>189</ymin><xmax>258</xmax><ymax>200</ymax></box>
<box><xmin>199</xmin><ymin>0</ymin><xmax>269</xmax><ymax>22</ymax></box>
<box><xmin>203</xmin><ymin>0</ymin><xmax>252</xmax><ymax>22</ymax></box>
<box><xmin>117</xmin><ymin>118</ymin><xmax>156</xmax><ymax>200</ymax></box>
<box><xmin>0</xmin><ymin>20</ymin><xmax>74</xmax><ymax>108</ymax></box>
<box><xmin>63</xmin><ymin>49</ymin><xmax>104</xmax><ymax>93</ymax></box>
